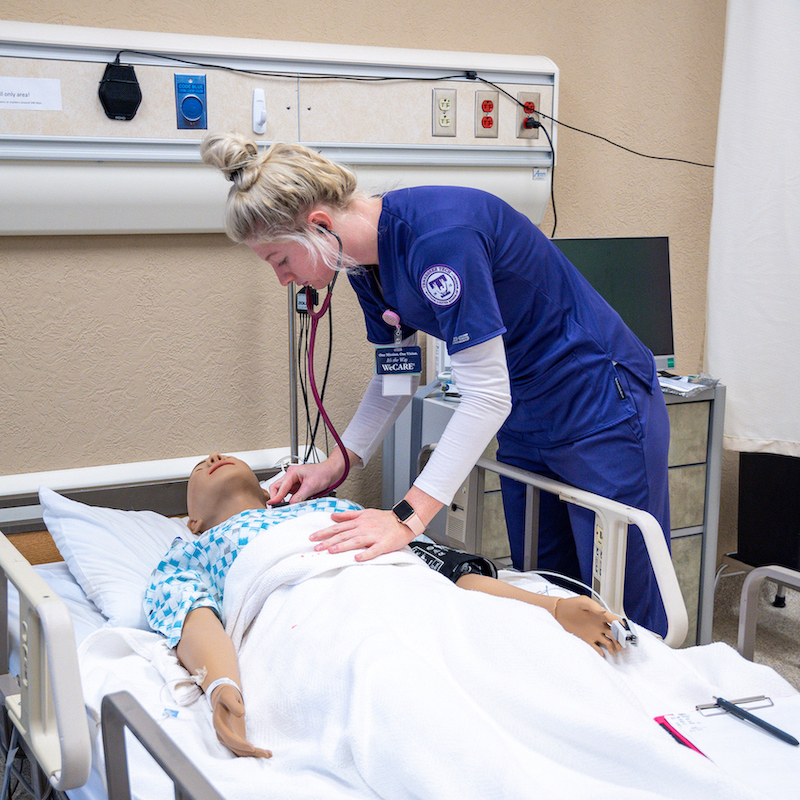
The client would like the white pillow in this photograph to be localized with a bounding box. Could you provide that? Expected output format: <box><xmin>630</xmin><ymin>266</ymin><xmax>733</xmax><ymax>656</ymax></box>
<box><xmin>39</xmin><ymin>486</ymin><xmax>190</xmax><ymax>630</ymax></box>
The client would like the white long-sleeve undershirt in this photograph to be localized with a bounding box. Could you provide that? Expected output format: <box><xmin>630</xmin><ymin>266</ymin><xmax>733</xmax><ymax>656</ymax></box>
<box><xmin>412</xmin><ymin>336</ymin><xmax>512</xmax><ymax>505</ymax></box>
<box><xmin>341</xmin><ymin>335</ymin><xmax>512</xmax><ymax>506</ymax></box>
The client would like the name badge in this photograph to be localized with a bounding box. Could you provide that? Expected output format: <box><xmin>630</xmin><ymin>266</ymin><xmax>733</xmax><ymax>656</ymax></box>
<box><xmin>375</xmin><ymin>346</ymin><xmax>422</xmax><ymax>376</ymax></box>
<box><xmin>376</xmin><ymin>345</ymin><xmax>422</xmax><ymax>396</ymax></box>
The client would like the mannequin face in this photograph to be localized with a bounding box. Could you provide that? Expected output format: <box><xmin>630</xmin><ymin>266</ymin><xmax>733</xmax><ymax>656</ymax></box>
<box><xmin>187</xmin><ymin>453</ymin><xmax>268</xmax><ymax>534</ymax></box>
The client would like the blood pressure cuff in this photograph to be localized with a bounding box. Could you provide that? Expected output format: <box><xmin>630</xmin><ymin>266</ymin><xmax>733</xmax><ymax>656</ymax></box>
<box><xmin>409</xmin><ymin>541</ymin><xmax>497</xmax><ymax>583</ymax></box>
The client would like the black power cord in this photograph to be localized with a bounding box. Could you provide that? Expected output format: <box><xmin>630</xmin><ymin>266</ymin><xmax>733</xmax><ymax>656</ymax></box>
<box><xmin>469</xmin><ymin>73</ymin><xmax>714</xmax><ymax>170</ymax></box>
<box><xmin>468</xmin><ymin>73</ymin><xmax>713</xmax><ymax>239</ymax></box>
<box><xmin>296</xmin><ymin>295</ymin><xmax>335</xmax><ymax>464</ymax></box>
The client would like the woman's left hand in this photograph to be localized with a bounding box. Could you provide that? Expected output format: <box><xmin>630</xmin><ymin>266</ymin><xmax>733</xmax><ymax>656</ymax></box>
<box><xmin>310</xmin><ymin>508</ymin><xmax>417</xmax><ymax>561</ymax></box>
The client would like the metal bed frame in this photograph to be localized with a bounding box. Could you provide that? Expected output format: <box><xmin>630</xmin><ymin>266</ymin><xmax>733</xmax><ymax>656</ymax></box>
<box><xmin>463</xmin><ymin>456</ymin><xmax>689</xmax><ymax>648</ymax></box>
<box><xmin>0</xmin><ymin>529</ymin><xmax>90</xmax><ymax>799</ymax></box>
<box><xmin>101</xmin><ymin>692</ymin><xmax>223</xmax><ymax>800</ymax></box>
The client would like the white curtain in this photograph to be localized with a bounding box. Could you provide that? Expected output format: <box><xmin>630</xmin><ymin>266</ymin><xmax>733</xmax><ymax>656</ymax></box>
<box><xmin>706</xmin><ymin>0</ymin><xmax>800</xmax><ymax>456</ymax></box>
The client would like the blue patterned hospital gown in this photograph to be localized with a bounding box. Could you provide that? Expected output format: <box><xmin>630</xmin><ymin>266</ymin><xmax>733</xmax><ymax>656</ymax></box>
<box><xmin>144</xmin><ymin>498</ymin><xmax>361</xmax><ymax>648</ymax></box>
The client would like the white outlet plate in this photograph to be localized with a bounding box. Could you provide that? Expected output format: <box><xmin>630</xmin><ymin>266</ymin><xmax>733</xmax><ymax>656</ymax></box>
<box><xmin>432</xmin><ymin>88</ymin><xmax>457</xmax><ymax>137</ymax></box>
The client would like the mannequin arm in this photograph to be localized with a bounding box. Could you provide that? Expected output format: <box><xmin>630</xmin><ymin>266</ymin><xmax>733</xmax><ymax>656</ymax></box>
<box><xmin>177</xmin><ymin>607</ymin><xmax>271</xmax><ymax>758</ymax></box>
<box><xmin>456</xmin><ymin>574</ymin><xmax>622</xmax><ymax>657</ymax></box>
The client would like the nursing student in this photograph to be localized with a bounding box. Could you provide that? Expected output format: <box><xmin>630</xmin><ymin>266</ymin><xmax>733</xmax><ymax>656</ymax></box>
<box><xmin>200</xmin><ymin>132</ymin><xmax>671</xmax><ymax>636</ymax></box>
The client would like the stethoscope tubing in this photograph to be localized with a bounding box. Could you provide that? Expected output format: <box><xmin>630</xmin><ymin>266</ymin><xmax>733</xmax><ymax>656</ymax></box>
<box><xmin>306</xmin><ymin>284</ymin><xmax>350</xmax><ymax>497</ymax></box>
<box><xmin>303</xmin><ymin>228</ymin><xmax>351</xmax><ymax>497</ymax></box>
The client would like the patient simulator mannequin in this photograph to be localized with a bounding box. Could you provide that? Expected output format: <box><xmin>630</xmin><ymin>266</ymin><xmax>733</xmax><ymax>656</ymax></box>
<box><xmin>145</xmin><ymin>453</ymin><xmax>621</xmax><ymax>759</ymax></box>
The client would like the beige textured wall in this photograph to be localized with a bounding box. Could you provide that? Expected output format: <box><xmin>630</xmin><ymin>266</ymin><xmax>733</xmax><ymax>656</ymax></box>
<box><xmin>1</xmin><ymin>2</ymin><xmax>727</xmax><ymax>518</ymax></box>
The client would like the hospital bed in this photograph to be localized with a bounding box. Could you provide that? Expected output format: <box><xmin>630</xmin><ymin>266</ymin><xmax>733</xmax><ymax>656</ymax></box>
<box><xmin>1</xmin><ymin>453</ymin><xmax>798</xmax><ymax>800</ymax></box>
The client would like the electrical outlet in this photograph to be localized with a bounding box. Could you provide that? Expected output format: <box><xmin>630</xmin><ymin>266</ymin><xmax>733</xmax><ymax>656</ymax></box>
<box><xmin>516</xmin><ymin>91</ymin><xmax>541</xmax><ymax>139</ymax></box>
<box><xmin>474</xmin><ymin>90</ymin><xmax>499</xmax><ymax>138</ymax></box>
<box><xmin>432</xmin><ymin>88</ymin><xmax>457</xmax><ymax>137</ymax></box>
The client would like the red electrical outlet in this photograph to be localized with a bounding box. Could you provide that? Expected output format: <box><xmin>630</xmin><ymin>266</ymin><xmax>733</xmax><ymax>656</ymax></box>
<box><xmin>516</xmin><ymin>91</ymin><xmax>541</xmax><ymax>139</ymax></box>
<box><xmin>475</xmin><ymin>90</ymin><xmax>499</xmax><ymax>138</ymax></box>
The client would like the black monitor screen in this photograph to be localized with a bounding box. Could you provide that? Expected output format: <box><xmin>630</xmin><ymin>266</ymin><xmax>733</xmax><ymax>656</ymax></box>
<box><xmin>551</xmin><ymin>236</ymin><xmax>675</xmax><ymax>369</ymax></box>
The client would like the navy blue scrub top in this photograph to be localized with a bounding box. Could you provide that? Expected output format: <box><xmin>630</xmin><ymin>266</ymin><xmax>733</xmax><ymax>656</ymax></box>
<box><xmin>347</xmin><ymin>186</ymin><xmax>657</xmax><ymax>448</ymax></box>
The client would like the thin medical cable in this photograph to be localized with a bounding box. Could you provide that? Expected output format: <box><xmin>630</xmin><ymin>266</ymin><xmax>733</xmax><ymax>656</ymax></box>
<box><xmin>296</xmin><ymin>302</ymin><xmax>329</xmax><ymax>463</ymax></box>
<box><xmin>307</xmin><ymin>293</ymin><xmax>348</xmax><ymax>493</ymax></box>
<box><xmin>115</xmin><ymin>50</ymin><xmax>465</xmax><ymax>82</ymax></box>
<box><xmin>297</xmin><ymin>312</ymin><xmax>320</xmax><ymax>461</ymax></box>
<box><xmin>111</xmin><ymin>50</ymin><xmax>711</xmax><ymax>169</ymax></box>
<box><xmin>531</xmin><ymin>569</ymin><xmax>612</xmax><ymax>613</ymax></box>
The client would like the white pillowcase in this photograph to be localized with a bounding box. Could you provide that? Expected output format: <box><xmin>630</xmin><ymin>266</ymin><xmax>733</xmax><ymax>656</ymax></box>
<box><xmin>39</xmin><ymin>486</ymin><xmax>190</xmax><ymax>630</ymax></box>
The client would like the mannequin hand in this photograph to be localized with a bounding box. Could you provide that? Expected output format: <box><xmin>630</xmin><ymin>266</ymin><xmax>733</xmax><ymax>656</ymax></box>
<box><xmin>210</xmin><ymin>684</ymin><xmax>272</xmax><ymax>759</ymax></box>
<box><xmin>552</xmin><ymin>596</ymin><xmax>623</xmax><ymax>657</ymax></box>
<box><xmin>310</xmin><ymin>508</ymin><xmax>416</xmax><ymax>561</ymax></box>
<box><xmin>267</xmin><ymin>461</ymin><xmax>342</xmax><ymax>505</ymax></box>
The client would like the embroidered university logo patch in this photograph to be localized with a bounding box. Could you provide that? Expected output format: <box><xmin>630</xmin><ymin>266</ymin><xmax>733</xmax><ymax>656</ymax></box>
<box><xmin>420</xmin><ymin>265</ymin><xmax>462</xmax><ymax>306</ymax></box>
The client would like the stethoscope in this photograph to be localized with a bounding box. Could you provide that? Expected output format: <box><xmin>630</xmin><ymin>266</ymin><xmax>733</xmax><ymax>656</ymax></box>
<box><xmin>304</xmin><ymin>226</ymin><xmax>350</xmax><ymax>497</ymax></box>
<box><xmin>304</xmin><ymin>225</ymin><xmax>408</xmax><ymax>499</ymax></box>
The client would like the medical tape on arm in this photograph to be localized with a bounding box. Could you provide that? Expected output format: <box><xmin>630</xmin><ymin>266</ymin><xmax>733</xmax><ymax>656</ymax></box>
<box><xmin>412</xmin><ymin>336</ymin><xmax>512</xmax><ymax>505</ymax></box>
<box><xmin>158</xmin><ymin>667</ymin><xmax>208</xmax><ymax>717</ymax></box>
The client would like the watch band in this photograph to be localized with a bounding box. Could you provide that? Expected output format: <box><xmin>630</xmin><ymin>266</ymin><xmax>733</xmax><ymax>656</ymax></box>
<box><xmin>391</xmin><ymin>499</ymin><xmax>426</xmax><ymax>537</ymax></box>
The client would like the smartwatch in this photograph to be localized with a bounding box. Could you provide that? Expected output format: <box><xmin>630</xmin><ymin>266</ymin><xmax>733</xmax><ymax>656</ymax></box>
<box><xmin>391</xmin><ymin>499</ymin><xmax>426</xmax><ymax>537</ymax></box>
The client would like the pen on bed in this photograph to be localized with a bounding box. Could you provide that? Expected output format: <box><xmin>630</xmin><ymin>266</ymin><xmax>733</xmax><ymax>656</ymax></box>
<box><xmin>714</xmin><ymin>696</ymin><xmax>799</xmax><ymax>746</ymax></box>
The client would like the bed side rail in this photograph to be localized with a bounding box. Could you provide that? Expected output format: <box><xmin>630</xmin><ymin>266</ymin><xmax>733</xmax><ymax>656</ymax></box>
<box><xmin>473</xmin><ymin>457</ymin><xmax>689</xmax><ymax>648</ymax></box>
<box><xmin>0</xmin><ymin>531</ymin><xmax>91</xmax><ymax>791</ymax></box>
<box><xmin>102</xmin><ymin>691</ymin><xmax>225</xmax><ymax>800</ymax></box>
<box><xmin>738</xmin><ymin>565</ymin><xmax>800</xmax><ymax>661</ymax></box>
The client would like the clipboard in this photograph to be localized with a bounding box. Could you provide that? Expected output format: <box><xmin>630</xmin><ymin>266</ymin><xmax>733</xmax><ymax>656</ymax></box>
<box><xmin>655</xmin><ymin>694</ymin><xmax>800</xmax><ymax>795</ymax></box>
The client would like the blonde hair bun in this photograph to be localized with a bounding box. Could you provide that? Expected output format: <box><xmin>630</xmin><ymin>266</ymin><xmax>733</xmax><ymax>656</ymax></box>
<box><xmin>200</xmin><ymin>131</ymin><xmax>261</xmax><ymax>190</ymax></box>
<box><xmin>200</xmin><ymin>132</ymin><xmax>360</xmax><ymax>244</ymax></box>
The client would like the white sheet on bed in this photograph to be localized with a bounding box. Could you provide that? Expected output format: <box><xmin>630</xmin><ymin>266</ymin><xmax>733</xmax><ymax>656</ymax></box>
<box><xmin>74</xmin><ymin>512</ymin><xmax>795</xmax><ymax>800</ymax></box>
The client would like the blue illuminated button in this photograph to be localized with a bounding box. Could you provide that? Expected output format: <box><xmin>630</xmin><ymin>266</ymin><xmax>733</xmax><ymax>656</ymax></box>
<box><xmin>181</xmin><ymin>95</ymin><xmax>204</xmax><ymax>121</ymax></box>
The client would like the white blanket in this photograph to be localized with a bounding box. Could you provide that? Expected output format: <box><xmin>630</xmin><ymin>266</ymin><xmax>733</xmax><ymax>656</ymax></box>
<box><xmin>79</xmin><ymin>512</ymin><xmax>795</xmax><ymax>800</ymax></box>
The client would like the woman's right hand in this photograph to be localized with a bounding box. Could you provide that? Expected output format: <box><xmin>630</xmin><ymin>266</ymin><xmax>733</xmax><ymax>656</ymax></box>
<box><xmin>267</xmin><ymin>450</ymin><xmax>353</xmax><ymax>504</ymax></box>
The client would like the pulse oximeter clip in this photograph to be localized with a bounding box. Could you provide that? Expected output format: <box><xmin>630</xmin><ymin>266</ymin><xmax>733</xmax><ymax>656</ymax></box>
<box><xmin>611</xmin><ymin>618</ymin><xmax>637</xmax><ymax>648</ymax></box>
